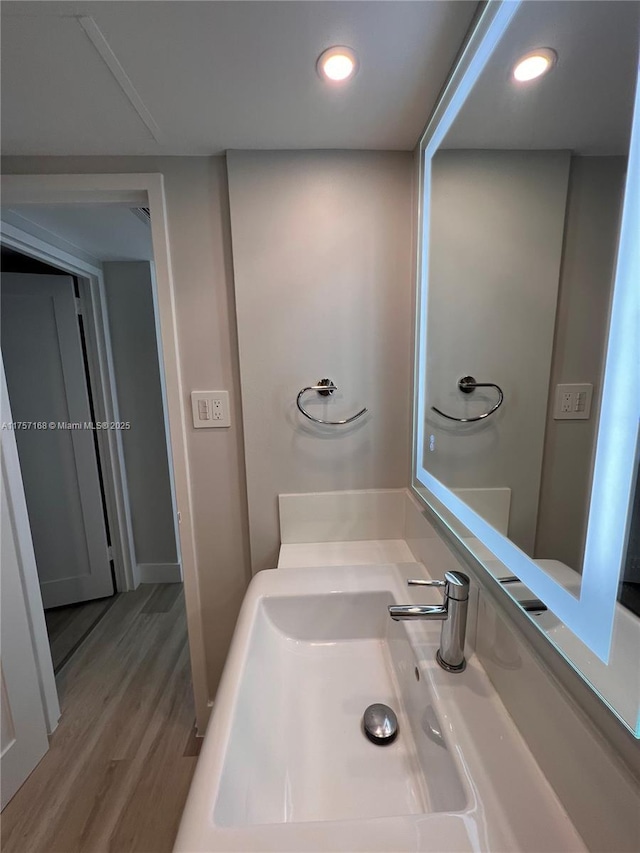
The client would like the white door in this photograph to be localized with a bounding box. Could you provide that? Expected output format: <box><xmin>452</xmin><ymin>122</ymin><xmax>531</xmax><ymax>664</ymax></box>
<box><xmin>1</xmin><ymin>273</ymin><xmax>113</xmax><ymax>608</ymax></box>
<box><xmin>1</xmin><ymin>450</ymin><xmax>50</xmax><ymax>809</ymax></box>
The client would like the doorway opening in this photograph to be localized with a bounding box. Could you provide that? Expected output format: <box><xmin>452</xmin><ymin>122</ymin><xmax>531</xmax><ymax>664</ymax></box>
<box><xmin>1</xmin><ymin>203</ymin><xmax>182</xmax><ymax>683</ymax></box>
<box><xmin>0</xmin><ymin>174</ymin><xmax>207</xmax><ymax>829</ymax></box>
<box><xmin>1</xmin><ymin>246</ymin><xmax>120</xmax><ymax>673</ymax></box>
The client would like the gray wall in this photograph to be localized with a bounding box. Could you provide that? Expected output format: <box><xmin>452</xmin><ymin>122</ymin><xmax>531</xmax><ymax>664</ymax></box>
<box><xmin>426</xmin><ymin>149</ymin><xmax>570</xmax><ymax>554</ymax></box>
<box><xmin>535</xmin><ymin>156</ymin><xmax>626</xmax><ymax>569</ymax></box>
<box><xmin>227</xmin><ymin>150</ymin><xmax>414</xmax><ymax>571</ymax></box>
<box><xmin>103</xmin><ymin>261</ymin><xmax>178</xmax><ymax>574</ymax></box>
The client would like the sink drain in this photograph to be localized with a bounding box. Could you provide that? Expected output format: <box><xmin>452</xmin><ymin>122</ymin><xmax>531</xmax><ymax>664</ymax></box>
<box><xmin>362</xmin><ymin>703</ymin><xmax>398</xmax><ymax>745</ymax></box>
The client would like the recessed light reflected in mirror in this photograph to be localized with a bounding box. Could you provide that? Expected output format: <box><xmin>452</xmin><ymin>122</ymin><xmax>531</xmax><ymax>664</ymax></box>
<box><xmin>317</xmin><ymin>46</ymin><xmax>358</xmax><ymax>83</ymax></box>
<box><xmin>513</xmin><ymin>48</ymin><xmax>557</xmax><ymax>82</ymax></box>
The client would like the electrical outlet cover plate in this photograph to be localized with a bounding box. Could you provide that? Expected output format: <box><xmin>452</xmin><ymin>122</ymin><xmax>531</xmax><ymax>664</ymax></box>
<box><xmin>553</xmin><ymin>383</ymin><xmax>593</xmax><ymax>420</ymax></box>
<box><xmin>191</xmin><ymin>391</ymin><xmax>231</xmax><ymax>428</ymax></box>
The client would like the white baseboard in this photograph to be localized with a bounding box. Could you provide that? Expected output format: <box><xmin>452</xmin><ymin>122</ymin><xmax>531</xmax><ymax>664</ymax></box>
<box><xmin>137</xmin><ymin>562</ymin><xmax>182</xmax><ymax>583</ymax></box>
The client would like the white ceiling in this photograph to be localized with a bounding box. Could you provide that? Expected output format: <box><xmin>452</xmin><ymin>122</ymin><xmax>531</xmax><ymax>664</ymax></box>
<box><xmin>444</xmin><ymin>1</ymin><xmax>640</xmax><ymax>155</ymax></box>
<box><xmin>1</xmin><ymin>1</ymin><xmax>478</xmax><ymax>156</ymax></box>
<box><xmin>4</xmin><ymin>205</ymin><xmax>154</xmax><ymax>263</ymax></box>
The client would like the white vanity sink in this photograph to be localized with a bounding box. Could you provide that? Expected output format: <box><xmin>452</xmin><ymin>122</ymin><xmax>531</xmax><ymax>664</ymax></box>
<box><xmin>174</xmin><ymin>564</ymin><xmax>586</xmax><ymax>852</ymax></box>
<box><xmin>215</xmin><ymin>590</ymin><xmax>465</xmax><ymax>826</ymax></box>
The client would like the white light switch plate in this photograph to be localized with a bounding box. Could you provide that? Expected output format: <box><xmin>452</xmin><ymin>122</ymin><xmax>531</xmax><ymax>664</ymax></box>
<box><xmin>191</xmin><ymin>391</ymin><xmax>231</xmax><ymax>428</ymax></box>
<box><xmin>553</xmin><ymin>383</ymin><xmax>593</xmax><ymax>420</ymax></box>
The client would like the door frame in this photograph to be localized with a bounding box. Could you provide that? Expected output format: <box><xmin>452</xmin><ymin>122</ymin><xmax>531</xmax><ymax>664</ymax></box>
<box><xmin>1</xmin><ymin>222</ymin><xmax>138</xmax><ymax>594</ymax></box>
<box><xmin>1</xmin><ymin>174</ymin><xmax>208</xmax><ymax>732</ymax></box>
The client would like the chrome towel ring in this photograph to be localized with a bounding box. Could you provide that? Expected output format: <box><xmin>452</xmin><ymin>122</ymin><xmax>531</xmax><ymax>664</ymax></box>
<box><xmin>432</xmin><ymin>375</ymin><xmax>504</xmax><ymax>423</ymax></box>
<box><xmin>296</xmin><ymin>378</ymin><xmax>368</xmax><ymax>425</ymax></box>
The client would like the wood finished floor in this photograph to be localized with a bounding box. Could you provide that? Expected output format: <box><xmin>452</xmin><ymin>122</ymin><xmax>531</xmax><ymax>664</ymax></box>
<box><xmin>2</xmin><ymin>584</ymin><xmax>200</xmax><ymax>853</ymax></box>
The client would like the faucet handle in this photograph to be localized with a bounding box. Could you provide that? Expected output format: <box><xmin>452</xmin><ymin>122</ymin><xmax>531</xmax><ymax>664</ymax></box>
<box><xmin>408</xmin><ymin>574</ymin><xmax>469</xmax><ymax>601</ymax></box>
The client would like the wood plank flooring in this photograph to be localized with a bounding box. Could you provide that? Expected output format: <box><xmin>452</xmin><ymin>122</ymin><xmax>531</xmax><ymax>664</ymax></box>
<box><xmin>1</xmin><ymin>584</ymin><xmax>200</xmax><ymax>853</ymax></box>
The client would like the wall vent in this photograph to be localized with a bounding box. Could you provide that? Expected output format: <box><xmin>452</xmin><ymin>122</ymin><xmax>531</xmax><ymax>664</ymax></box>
<box><xmin>131</xmin><ymin>207</ymin><xmax>151</xmax><ymax>225</ymax></box>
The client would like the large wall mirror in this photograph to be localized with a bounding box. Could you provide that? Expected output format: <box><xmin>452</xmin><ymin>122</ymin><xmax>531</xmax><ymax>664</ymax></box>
<box><xmin>414</xmin><ymin>0</ymin><xmax>639</xmax><ymax>735</ymax></box>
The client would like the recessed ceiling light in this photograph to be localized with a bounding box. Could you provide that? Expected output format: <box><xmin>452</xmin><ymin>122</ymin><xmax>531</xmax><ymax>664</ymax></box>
<box><xmin>317</xmin><ymin>46</ymin><xmax>359</xmax><ymax>83</ymax></box>
<box><xmin>513</xmin><ymin>48</ymin><xmax>557</xmax><ymax>82</ymax></box>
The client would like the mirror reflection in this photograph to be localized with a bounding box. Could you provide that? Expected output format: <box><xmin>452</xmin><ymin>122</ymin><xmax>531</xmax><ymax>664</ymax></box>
<box><xmin>418</xmin><ymin>0</ymin><xmax>640</xmax><ymax>733</ymax></box>
<box><xmin>423</xmin><ymin>0</ymin><xmax>639</xmax><ymax>601</ymax></box>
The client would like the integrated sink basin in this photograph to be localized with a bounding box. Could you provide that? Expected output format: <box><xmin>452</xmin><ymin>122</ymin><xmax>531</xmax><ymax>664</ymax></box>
<box><xmin>175</xmin><ymin>563</ymin><xmax>586</xmax><ymax>852</ymax></box>
<box><xmin>215</xmin><ymin>591</ymin><xmax>466</xmax><ymax>827</ymax></box>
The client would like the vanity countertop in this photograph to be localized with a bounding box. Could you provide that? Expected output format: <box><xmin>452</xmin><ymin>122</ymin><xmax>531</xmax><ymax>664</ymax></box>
<box><xmin>277</xmin><ymin>539</ymin><xmax>416</xmax><ymax>567</ymax></box>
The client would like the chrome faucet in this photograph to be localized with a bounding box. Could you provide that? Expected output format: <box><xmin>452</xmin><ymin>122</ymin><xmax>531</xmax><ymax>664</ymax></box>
<box><xmin>388</xmin><ymin>572</ymin><xmax>469</xmax><ymax>672</ymax></box>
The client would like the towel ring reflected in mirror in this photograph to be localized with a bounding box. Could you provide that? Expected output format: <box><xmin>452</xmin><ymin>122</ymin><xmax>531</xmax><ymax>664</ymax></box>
<box><xmin>432</xmin><ymin>376</ymin><xmax>504</xmax><ymax>423</ymax></box>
